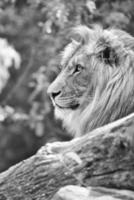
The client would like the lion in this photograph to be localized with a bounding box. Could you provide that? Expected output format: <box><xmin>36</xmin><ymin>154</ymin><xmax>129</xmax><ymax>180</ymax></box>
<box><xmin>47</xmin><ymin>25</ymin><xmax>134</xmax><ymax>137</ymax></box>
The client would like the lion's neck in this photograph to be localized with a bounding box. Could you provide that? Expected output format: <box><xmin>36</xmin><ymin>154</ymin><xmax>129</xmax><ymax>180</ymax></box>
<box><xmin>77</xmin><ymin>74</ymin><xmax>134</xmax><ymax>136</ymax></box>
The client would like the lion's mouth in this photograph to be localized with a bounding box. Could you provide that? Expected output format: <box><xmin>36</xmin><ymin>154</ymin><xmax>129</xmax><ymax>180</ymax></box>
<box><xmin>51</xmin><ymin>96</ymin><xmax>80</xmax><ymax>110</ymax></box>
<box><xmin>55</xmin><ymin>103</ymin><xmax>80</xmax><ymax>110</ymax></box>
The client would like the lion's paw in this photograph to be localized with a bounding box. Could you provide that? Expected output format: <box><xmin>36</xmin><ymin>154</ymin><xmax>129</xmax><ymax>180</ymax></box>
<box><xmin>45</xmin><ymin>141</ymin><xmax>68</xmax><ymax>154</ymax></box>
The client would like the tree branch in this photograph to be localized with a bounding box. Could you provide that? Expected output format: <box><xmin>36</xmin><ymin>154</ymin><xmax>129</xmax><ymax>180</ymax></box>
<box><xmin>0</xmin><ymin>113</ymin><xmax>134</xmax><ymax>199</ymax></box>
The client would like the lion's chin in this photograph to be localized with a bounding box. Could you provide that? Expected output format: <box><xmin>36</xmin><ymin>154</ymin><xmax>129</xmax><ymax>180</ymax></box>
<box><xmin>54</xmin><ymin>106</ymin><xmax>75</xmax><ymax>120</ymax></box>
<box><xmin>54</xmin><ymin>106</ymin><xmax>81</xmax><ymax>136</ymax></box>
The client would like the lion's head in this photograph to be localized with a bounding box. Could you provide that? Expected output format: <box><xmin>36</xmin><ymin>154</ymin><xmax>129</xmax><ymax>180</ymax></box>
<box><xmin>47</xmin><ymin>25</ymin><xmax>134</xmax><ymax>137</ymax></box>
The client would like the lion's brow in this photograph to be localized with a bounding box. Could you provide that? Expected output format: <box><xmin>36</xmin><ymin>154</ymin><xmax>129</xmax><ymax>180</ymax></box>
<box><xmin>61</xmin><ymin>41</ymin><xmax>81</xmax><ymax>67</ymax></box>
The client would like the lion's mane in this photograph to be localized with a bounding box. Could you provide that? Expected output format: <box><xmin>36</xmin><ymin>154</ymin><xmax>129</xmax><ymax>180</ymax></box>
<box><xmin>50</xmin><ymin>26</ymin><xmax>134</xmax><ymax>137</ymax></box>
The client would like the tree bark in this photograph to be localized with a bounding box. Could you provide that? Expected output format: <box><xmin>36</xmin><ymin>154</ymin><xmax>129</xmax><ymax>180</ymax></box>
<box><xmin>0</xmin><ymin>113</ymin><xmax>134</xmax><ymax>199</ymax></box>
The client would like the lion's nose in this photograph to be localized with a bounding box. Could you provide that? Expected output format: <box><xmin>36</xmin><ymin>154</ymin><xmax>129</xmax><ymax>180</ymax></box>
<box><xmin>51</xmin><ymin>91</ymin><xmax>61</xmax><ymax>100</ymax></box>
<box><xmin>47</xmin><ymin>85</ymin><xmax>61</xmax><ymax>100</ymax></box>
<box><xmin>47</xmin><ymin>79</ymin><xmax>62</xmax><ymax>100</ymax></box>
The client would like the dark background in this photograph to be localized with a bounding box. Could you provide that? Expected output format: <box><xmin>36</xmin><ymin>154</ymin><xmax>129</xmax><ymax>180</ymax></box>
<box><xmin>0</xmin><ymin>0</ymin><xmax>133</xmax><ymax>172</ymax></box>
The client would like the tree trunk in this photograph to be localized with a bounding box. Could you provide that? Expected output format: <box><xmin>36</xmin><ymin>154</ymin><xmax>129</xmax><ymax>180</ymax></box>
<box><xmin>0</xmin><ymin>113</ymin><xmax>134</xmax><ymax>199</ymax></box>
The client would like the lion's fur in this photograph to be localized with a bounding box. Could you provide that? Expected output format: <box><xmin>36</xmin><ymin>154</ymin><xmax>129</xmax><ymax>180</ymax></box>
<box><xmin>48</xmin><ymin>25</ymin><xmax>134</xmax><ymax>137</ymax></box>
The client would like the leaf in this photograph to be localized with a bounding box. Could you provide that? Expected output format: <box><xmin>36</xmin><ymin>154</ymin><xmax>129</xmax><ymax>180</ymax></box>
<box><xmin>0</xmin><ymin>38</ymin><xmax>21</xmax><ymax>93</ymax></box>
<box><xmin>106</xmin><ymin>12</ymin><xmax>129</xmax><ymax>28</ymax></box>
<box><xmin>86</xmin><ymin>0</ymin><xmax>96</xmax><ymax>14</ymax></box>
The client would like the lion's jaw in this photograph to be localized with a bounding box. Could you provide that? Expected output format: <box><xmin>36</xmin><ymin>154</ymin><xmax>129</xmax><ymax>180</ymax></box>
<box><xmin>54</xmin><ymin>88</ymin><xmax>99</xmax><ymax>137</ymax></box>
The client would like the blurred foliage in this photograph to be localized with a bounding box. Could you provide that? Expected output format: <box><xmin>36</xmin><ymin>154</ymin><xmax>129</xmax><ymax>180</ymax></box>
<box><xmin>0</xmin><ymin>0</ymin><xmax>134</xmax><ymax>172</ymax></box>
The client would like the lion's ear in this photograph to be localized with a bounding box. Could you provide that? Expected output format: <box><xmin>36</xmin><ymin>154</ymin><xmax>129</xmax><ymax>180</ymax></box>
<box><xmin>100</xmin><ymin>46</ymin><xmax>118</xmax><ymax>66</ymax></box>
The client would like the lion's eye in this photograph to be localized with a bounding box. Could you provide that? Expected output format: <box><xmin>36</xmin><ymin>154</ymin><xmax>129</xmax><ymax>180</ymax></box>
<box><xmin>73</xmin><ymin>64</ymin><xmax>83</xmax><ymax>74</ymax></box>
